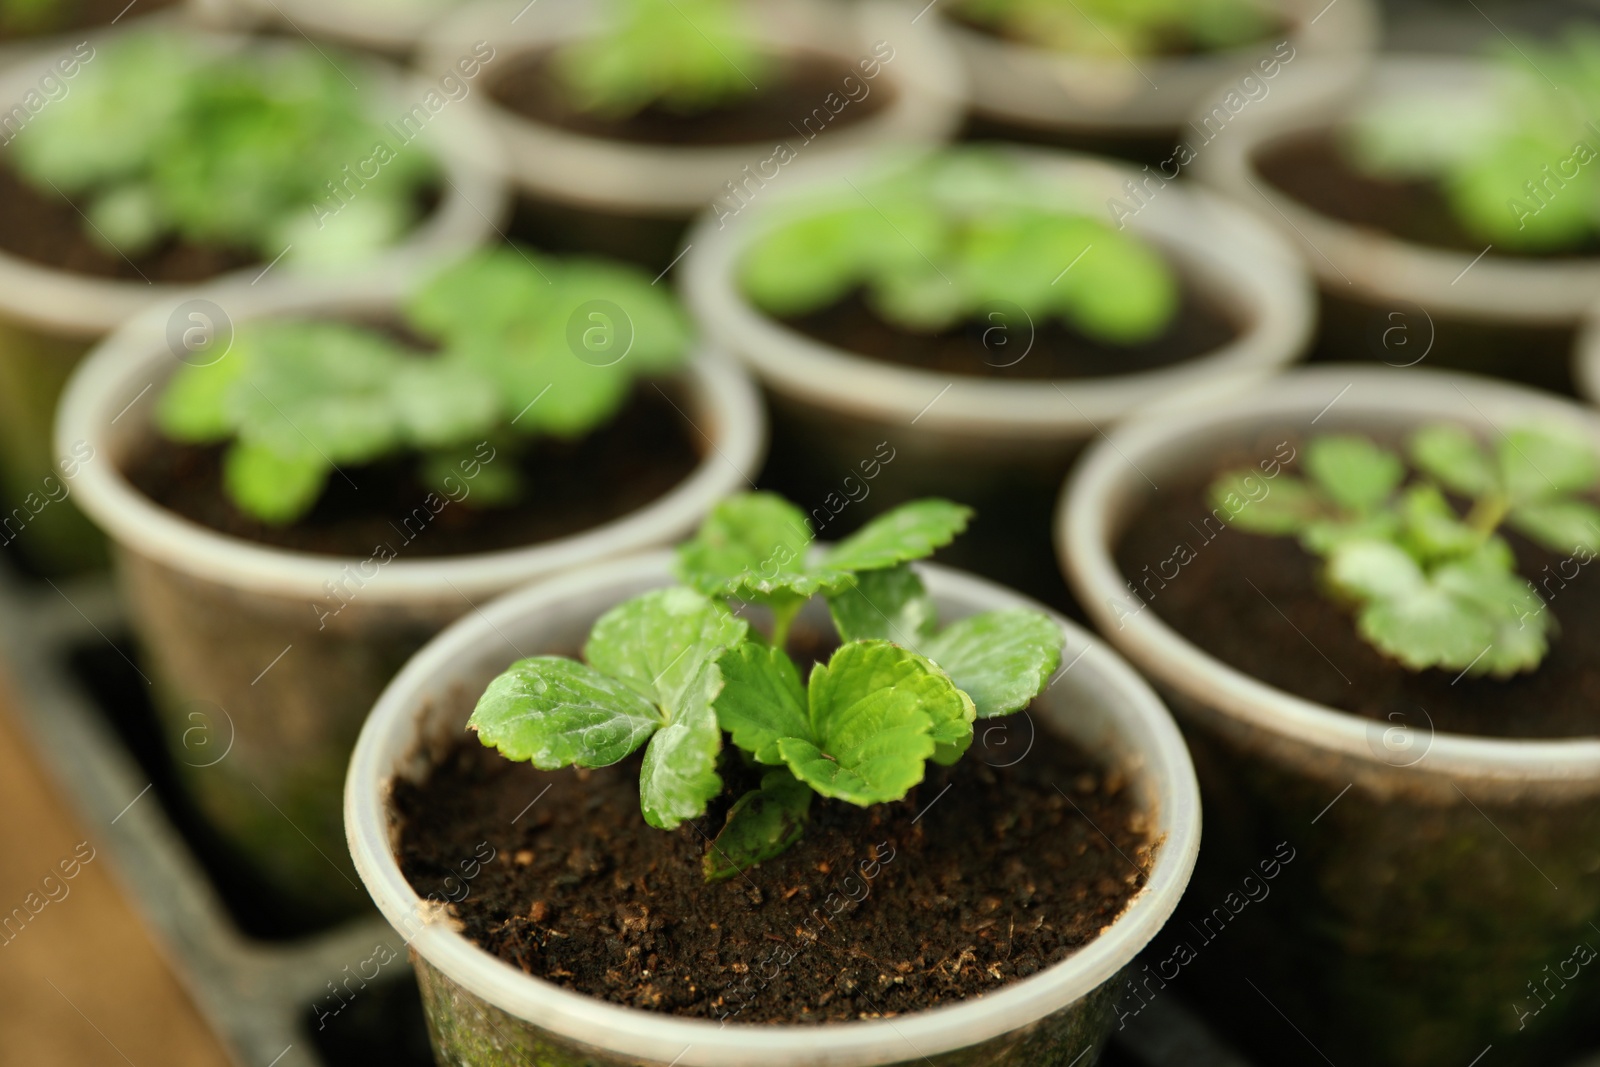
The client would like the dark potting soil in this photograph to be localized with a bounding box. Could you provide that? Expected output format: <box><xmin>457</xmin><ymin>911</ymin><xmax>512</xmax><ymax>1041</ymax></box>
<box><xmin>1255</xmin><ymin>129</ymin><xmax>1600</xmax><ymax>259</ymax></box>
<box><xmin>123</xmin><ymin>382</ymin><xmax>702</xmax><ymax>558</ymax></box>
<box><xmin>0</xmin><ymin>0</ymin><xmax>176</xmax><ymax>41</ymax></box>
<box><xmin>777</xmin><ymin>281</ymin><xmax>1239</xmax><ymax>380</ymax></box>
<box><xmin>395</xmin><ymin>711</ymin><xmax>1153</xmax><ymax>1023</ymax></box>
<box><xmin>0</xmin><ymin>164</ymin><xmax>259</xmax><ymax>281</ymax></box>
<box><xmin>1114</xmin><ymin>446</ymin><xmax>1600</xmax><ymax>739</ymax></box>
<box><xmin>489</xmin><ymin>51</ymin><xmax>890</xmax><ymax>147</ymax></box>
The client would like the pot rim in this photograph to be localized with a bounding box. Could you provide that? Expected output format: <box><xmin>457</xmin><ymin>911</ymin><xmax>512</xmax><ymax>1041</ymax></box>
<box><xmin>415</xmin><ymin>0</ymin><xmax>967</xmax><ymax>214</ymax></box>
<box><xmin>1057</xmin><ymin>364</ymin><xmax>1600</xmax><ymax>782</ymax></box>
<box><xmin>54</xmin><ymin>274</ymin><xmax>767</xmax><ymax>603</ymax></box>
<box><xmin>0</xmin><ymin>23</ymin><xmax>508</xmax><ymax>339</ymax></box>
<box><xmin>345</xmin><ymin>549</ymin><xmax>1201</xmax><ymax>1066</ymax></box>
<box><xmin>938</xmin><ymin>0</ymin><xmax>1378</xmax><ymax>131</ymax></box>
<box><xmin>680</xmin><ymin>144</ymin><xmax>1313</xmax><ymax>440</ymax></box>
<box><xmin>1194</xmin><ymin>52</ymin><xmax>1600</xmax><ymax>324</ymax></box>
<box><xmin>233</xmin><ymin>0</ymin><xmax>439</xmax><ymax>53</ymax></box>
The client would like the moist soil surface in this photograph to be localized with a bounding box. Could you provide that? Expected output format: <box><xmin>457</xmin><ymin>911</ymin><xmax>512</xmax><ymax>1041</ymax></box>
<box><xmin>0</xmin><ymin>165</ymin><xmax>260</xmax><ymax>282</ymax></box>
<box><xmin>489</xmin><ymin>51</ymin><xmax>889</xmax><ymax>146</ymax></box>
<box><xmin>395</xmin><ymin>709</ymin><xmax>1152</xmax><ymax>1023</ymax></box>
<box><xmin>0</xmin><ymin>0</ymin><xmax>176</xmax><ymax>41</ymax></box>
<box><xmin>1114</xmin><ymin>443</ymin><xmax>1600</xmax><ymax>739</ymax></box>
<box><xmin>778</xmin><ymin>280</ymin><xmax>1239</xmax><ymax>380</ymax></box>
<box><xmin>124</xmin><ymin>382</ymin><xmax>701</xmax><ymax>557</ymax></box>
<box><xmin>1255</xmin><ymin>129</ymin><xmax>1600</xmax><ymax>259</ymax></box>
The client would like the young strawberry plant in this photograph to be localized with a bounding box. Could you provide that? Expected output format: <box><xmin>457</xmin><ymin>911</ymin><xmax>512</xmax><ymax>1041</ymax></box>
<box><xmin>554</xmin><ymin>0</ymin><xmax>769</xmax><ymax>118</ymax></box>
<box><xmin>739</xmin><ymin>149</ymin><xmax>1180</xmax><ymax>345</ymax></box>
<box><xmin>154</xmin><ymin>247</ymin><xmax>689</xmax><ymax>524</ymax></box>
<box><xmin>8</xmin><ymin>29</ymin><xmax>435</xmax><ymax>264</ymax></box>
<box><xmin>1344</xmin><ymin>31</ymin><xmax>1600</xmax><ymax>251</ymax></box>
<box><xmin>949</xmin><ymin>0</ymin><xmax>1273</xmax><ymax>58</ymax></box>
<box><xmin>1210</xmin><ymin>423</ymin><xmax>1600</xmax><ymax>677</ymax></box>
<box><xmin>468</xmin><ymin>492</ymin><xmax>1065</xmax><ymax>880</ymax></box>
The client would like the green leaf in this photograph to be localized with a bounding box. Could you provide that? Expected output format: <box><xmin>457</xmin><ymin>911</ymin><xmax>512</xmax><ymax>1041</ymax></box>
<box><xmin>824</xmin><ymin>499</ymin><xmax>973</xmax><ymax>573</ymax></box>
<box><xmin>825</xmin><ymin>564</ymin><xmax>937</xmax><ymax>645</ymax></box>
<box><xmin>156</xmin><ymin>354</ymin><xmax>247</xmax><ymax>443</ymax></box>
<box><xmin>676</xmin><ymin>492</ymin><xmax>814</xmax><ymax>594</ymax></box>
<box><xmin>703</xmin><ymin>769</ymin><xmax>812</xmax><ymax>882</ymax></box>
<box><xmin>391</xmin><ymin>362</ymin><xmax>501</xmax><ymax>450</ymax></box>
<box><xmin>1209</xmin><ymin>471</ymin><xmax>1320</xmax><ymax>536</ymax></box>
<box><xmin>1304</xmin><ymin>435</ymin><xmax>1405</xmax><ymax>513</ymax></box>
<box><xmin>221</xmin><ymin>440</ymin><xmax>328</xmax><ymax>525</ymax></box>
<box><xmin>1509</xmin><ymin>500</ymin><xmax>1600</xmax><ymax>555</ymax></box>
<box><xmin>1410</xmin><ymin>424</ymin><xmax>1497</xmax><ymax>498</ymax></box>
<box><xmin>714</xmin><ymin>642</ymin><xmax>810</xmax><ymax>764</ymax></box>
<box><xmin>583</xmin><ymin>587</ymin><xmax>748</xmax><ymax>717</ymax></box>
<box><xmin>1498</xmin><ymin>424</ymin><xmax>1599</xmax><ymax>503</ymax></box>
<box><xmin>638</xmin><ymin>662</ymin><xmax>725</xmax><ymax>829</ymax></box>
<box><xmin>778</xmin><ymin>641</ymin><xmax>950</xmax><ymax>806</ymax></box>
<box><xmin>469</xmin><ymin>656</ymin><xmax>662</xmax><ymax>767</ymax></box>
<box><xmin>920</xmin><ymin>609</ymin><xmax>1064</xmax><ymax>718</ymax></box>
<box><xmin>1400</xmin><ymin>484</ymin><xmax>1480</xmax><ymax>560</ymax></box>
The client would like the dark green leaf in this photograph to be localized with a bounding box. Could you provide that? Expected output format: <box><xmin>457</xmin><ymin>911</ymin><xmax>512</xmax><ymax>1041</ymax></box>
<box><xmin>703</xmin><ymin>769</ymin><xmax>812</xmax><ymax>882</ymax></box>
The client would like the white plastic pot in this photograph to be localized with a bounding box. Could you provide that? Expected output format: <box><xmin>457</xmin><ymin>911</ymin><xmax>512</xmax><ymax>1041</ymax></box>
<box><xmin>0</xmin><ymin>23</ymin><xmax>507</xmax><ymax>573</ymax></box>
<box><xmin>1058</xmin><ymin>366</ymin><xmax>1600</xmax><ymax>1067</ymax></box>
<box><xmin>347</xmin><ymin>550</ymin><xmax>1201</xmax><ymax>1067</ymax></box>
<box><xmin>211</xmin><ymin>0</ymin><xmax>454</xmax><ymax>56</ymax></box>
<box><xmin>417</xmin><ymin>0</ymin><xmax>966</xmax><ymax>218</ymax></box>
<box><xmin>940</xmin><ymin>0</ymin><xmax>1376</xmax><ymax>138</ymax></box>
<box><xmin>56</xmin><ymin>275</ymin><xmax>765</xmax><ymax>925</ymax></box>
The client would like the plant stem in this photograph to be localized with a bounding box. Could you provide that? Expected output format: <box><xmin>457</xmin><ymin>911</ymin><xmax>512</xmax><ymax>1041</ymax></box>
<box><xmin>1466</xmin><ymin>493</ymin><xmax>1510</xmax><ymax>539</ymax></box>
<box><xmin>770</xmin><ymin>603</ymin><xmax>798</xmax><ymax>652</ymax></box>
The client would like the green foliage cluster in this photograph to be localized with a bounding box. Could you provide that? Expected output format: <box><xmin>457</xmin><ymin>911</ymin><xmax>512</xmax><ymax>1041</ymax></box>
<box><xmin>9</xmin><ymin>30</ymin><xmax>435</xmax><ymax>264</ymax></box>
<box><xmin>740</xmin><ymin>149</ymin><xmax>1180</xmax><ymax>345</ymax></box>
<box><xmin>1345</xmin><ymin>30</ymin><xmax>1600</xmax><ymax>251</ymax></box>
<box><xmin>951</xmin><ymin>0</ymin><xmax>1274</xmax><ymax>58</ymax></box>
<box><xmin>0</xmin><ymin>0</ymin><xmax>69</xmax><ymax>34</ymax></box>
<box><xmin>155</xmin><ymin>247</ymin><xmax>689</xmax><ymax>524</ymax></box>
<box><xmin>469</xmin><ymin>493</ymin><xmax>1064</xmax><ymax>881</ymax></box>
<box><xmin>1210</xmin><ymin>423</ymin><xmax>1600</xmax><ymax>677</ymax></box>
<box><xmin>555</xmin><ymin>0</ymin><xmax>769</xmax><ymax>118</ymax></box>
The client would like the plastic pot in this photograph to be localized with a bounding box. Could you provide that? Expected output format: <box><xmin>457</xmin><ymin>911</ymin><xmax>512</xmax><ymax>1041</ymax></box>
<box><xmin>56</xmin><ymin>276</ymin><xmax>765</xmax><ymax>929</ymax></box>
<box><xmin>204</xmin><ymin>0</ymin><xmax>454</xmax><ymax>57</ymax></box>
<box><xmin>681</xmin><ymin>144</ymin><xmax>1313</xmax><ymax>605</ymax></box>
<box><xmin>1195</xmin><ymin>54</ymin><xmax>1600</xmax><ymax>396</ymax></box>
<box><xmin>416</xmin><ymin>0</ymin><xmax>965</xmax><ymax>270</ymax></box>
<box><xmin>0</xmin><ymin>24</ymin><xmax>507</xmax><ymax>575</ymax></box>
<box><xmin>1057</xmin><ymin>366</ymin><xmax>1600</xmax><ymax>1067</ymax></box>
<box><xmin>346</xmin><ymin>550</ymin><xmax>1201</xmax><ymax>1067</ymax></box>
<box><xmin>941</xmin><ymin>0</ymin><xmax>1376</xmax><ymax>162</ymax></box>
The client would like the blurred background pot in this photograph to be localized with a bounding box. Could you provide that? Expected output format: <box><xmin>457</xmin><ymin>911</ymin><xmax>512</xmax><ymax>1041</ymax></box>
<box><xmin>56</xmin><ymin>277</ymin><xmax>765</xmax><ymax>930</ymax></box>
<box><xmin>203</xmin><ymin>0</ymin><xmax>451</xmax><ymax>57</ymax></box>
<box><xmin>1058</xmin><ymin>366</ymin><xmax>1600</xmax><ymax>1067</ymax></box>
<box><xmin>0</xmin><ymin>24</ymin><xmax>507</xmax><ymax>576</ymax></box>
<box><xmin>682</xmin><ymin>145</ymin><xmax>1314</xmax><ymax>609</ymax></box>
<box><xmin>1197</xmin><ymin>54</ymin><xmax>1600</xmax><ymax>397</ymax></box>
<box><xmin>346</xmin><ymin>550</ymin><xmax>1201</xmax><ymax>1067</ymax></box>
<box><xmin>941</xmin><ymin>0</ymin><xmax>1377</xmax><ymax>164</ymax></box>
<box><xmin>418</xmin><ymin>0</ymin><xmax>966</xmax><ymax>271</ymax></box>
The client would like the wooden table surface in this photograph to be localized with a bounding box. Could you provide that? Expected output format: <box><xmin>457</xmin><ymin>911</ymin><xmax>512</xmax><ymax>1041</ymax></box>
<box><xmin>0</xmin><ymin>668</ymin><xmax>233</xmax><ymax>1067</ymax></box>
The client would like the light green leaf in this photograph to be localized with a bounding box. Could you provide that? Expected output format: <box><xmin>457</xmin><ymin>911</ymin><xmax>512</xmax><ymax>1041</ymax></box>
<box><xmin>676</xmin><ymin>492</ymin><xmax>814</xmax><ymax>594</ymax></box>
<box><xmin>1509</xmin><ymin>499</ymin><xmax>1600</xmax><ymax>555</ymax></box>
<box><xmin>703</xmin><ymin>769</ymin><xmax>812</xmax><ymax>882</ymax></box>
<box><xmin>1209</xmin><ymin>471</ymin><xmax>1320</xmax><ymax>536</ymax></box>
<box><xmin>1355</xmin><ymin>584</ymin><xmax>1492</xmax><ymax>673</ymax></box>
<box><xmin>920</xmin><ymin>609</ymin><xmax>1064</xmax><ymax>718</ymax></box>
<box><xmin>1327</xmin><ymin>539</ymin><xmax>1426</xmax><ymax>602</ymax></box>
<box><xmin>639</xmin><ymin>662</ymin><xmax>725</xmax><ymax>829</ymax></box>
<box><xmin>1498</xmin><ymin>424</ymin><xmax>1599</xmax><ymax>503</ymax></box>
<box><xmin>156</xmin><ymin>354</ymin><xmax>247</xmax><ymax>443</ymax></box>
<box><xmin>221</xmin><ymin>440</ymin><xmax>328</xmax><ymax>525</ymax></box>
<box><xmin>1401</xmin><ymin>484</ymin><xmax>1480</xmax><ymax>560</ymax></box>
<box><xmin>1410</xmin><ymin>424</ymin><xmax>1497</xmax><ymax>498</ymax></box>
<box><xmin>583</xmin><ymin>587</ymin><xmax>748</xmax><ymax>717</ymax></box>
<box><xmin>1304</xmin><ymin>435</ymin><xmax>1405</xmax><ymax>513</ymax></box>
<box><xmin>824</xmin><ymin>499</ymin><xmax>973</xmax><ymax>573</ymax></box>
<box><xmin>714</xmin><ymin>643</ymin><xmax>810</xmax><ymax>764</ymax></box>
<box><xmin>825</xmin><ymin>564</ymin><xmax>937</xmax><ymax>645</ymax></box>
<box><xmin>468</xmin><ymin>656</ymin><xmax>662</xmax><ymax>767</ymax></box>
<box><xmin>391</xmin><ymin>362</ymin><xmax>501</xmax><ymax>450</ymax></box>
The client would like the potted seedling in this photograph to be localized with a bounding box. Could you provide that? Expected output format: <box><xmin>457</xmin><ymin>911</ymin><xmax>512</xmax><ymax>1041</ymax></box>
<box><xmin>937</xmin><ymin>0</ymin><xmax>1375</xmax><ymax>163</ymax></box>
<box><xmin>417</xmin><ymin>0</ymin><xmax>964</xmax><ymax>270</ymax></box>
<box><xmin>346</xmin><ymin>493</ymin><xmax>1201</xmax><ymax>1066</ymax></box>
<box><xmin>1198</xmin><ymin>32</ymin><xmax>1600</xmax><ymax>395</ymax></box>
<box><xmin>1059</xmin><ymin>366</ymin><xmax>1600</xmax><ymax>1067</ymax></box>
<box><xmin>0</xmin><ymin>25</ymin><xmax>504</xmax><ymax>575</ymax></box>
<box><xmin>684</xmin><ymin>144</ymin><xmax>1311</xmax><ymax>603</ymax></box>
<box><xmin>57</xmin><ymin>246</ymin><xmax>764</xmax><ymax>928</ymax></box>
